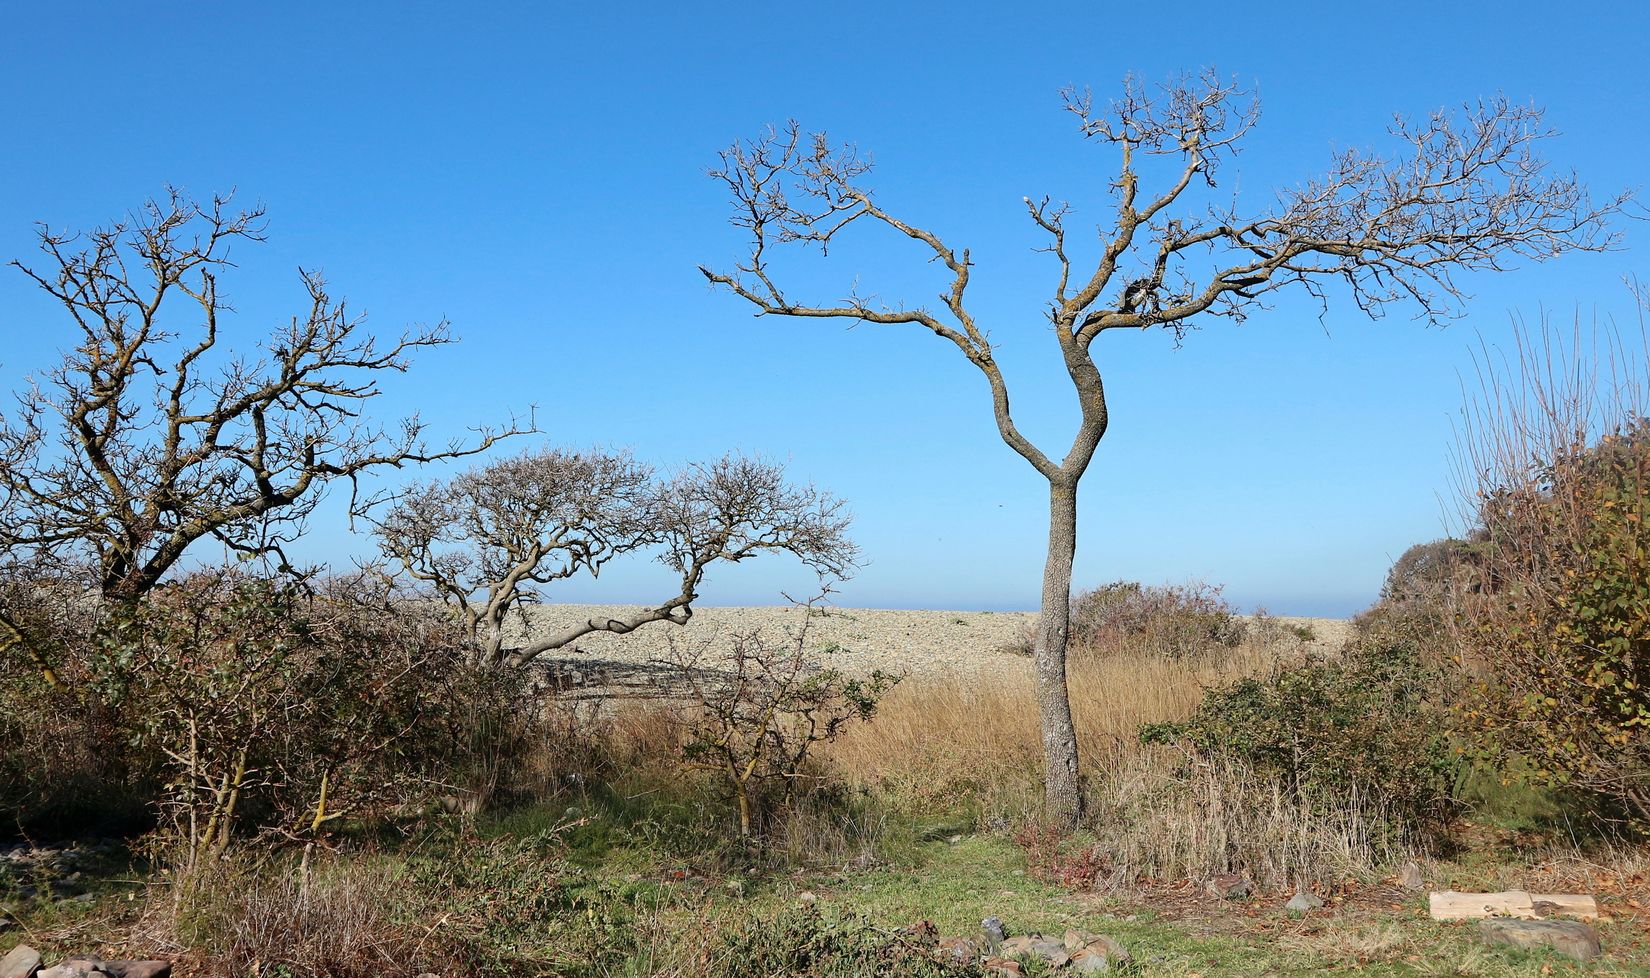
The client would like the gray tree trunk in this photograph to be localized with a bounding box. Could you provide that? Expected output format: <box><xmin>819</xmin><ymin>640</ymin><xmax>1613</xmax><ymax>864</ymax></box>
<box><xmin>1035</xmin><ymin>477</ymin><xmax>1082</xmax><ymax>825</ymax></box>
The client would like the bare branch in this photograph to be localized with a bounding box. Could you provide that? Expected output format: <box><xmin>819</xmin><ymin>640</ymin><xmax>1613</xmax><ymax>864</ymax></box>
<box><xmin>0</xmin><ymin>191</ymin><xmax>533</xmax><ymax>604</ymax></box>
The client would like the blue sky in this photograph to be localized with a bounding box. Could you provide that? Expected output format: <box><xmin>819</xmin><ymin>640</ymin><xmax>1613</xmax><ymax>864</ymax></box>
<box><xmin>2</xmin><ymin>2</ymin><xmax>1645</xmax><ymax>616</ymax></box>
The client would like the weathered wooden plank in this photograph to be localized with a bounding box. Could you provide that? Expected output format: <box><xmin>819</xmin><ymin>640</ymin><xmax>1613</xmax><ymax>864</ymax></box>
<box><xmin>1428</xmin><ymin>890</ymin><xmax>1599</xmax><ymax>920</ymax></box>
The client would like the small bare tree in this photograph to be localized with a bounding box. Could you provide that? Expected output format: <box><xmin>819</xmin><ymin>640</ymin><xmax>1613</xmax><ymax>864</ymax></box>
<box><xmin>372</xmin><ymin>448</ymin><xmax>858</xmax><ymax>668</ymax></box>
<box><xmin>663</xmin><ymin>611</ymin><xmax>898</xmax><ymax>838</ymax></box>
<box><xmin>0</xmin><ymin>191</ymin><xmax>528</xmax><ymax>682</ymax></box>
<box><xmin>701</xmin><ymin>71</ymin><xmax>1625</xmax><ymax>824</ymax></box>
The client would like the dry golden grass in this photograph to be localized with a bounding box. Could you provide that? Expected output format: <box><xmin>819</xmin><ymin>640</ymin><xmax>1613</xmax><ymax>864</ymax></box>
<box><xmin>822</xmin><ymin>628</ymin><xmax>1413</xmax><ymax>887</ymax></box>
<box><xmin>824</xmin><ymin>633</ymin><xmax>1287</xmax><ymax>813</ymax></box>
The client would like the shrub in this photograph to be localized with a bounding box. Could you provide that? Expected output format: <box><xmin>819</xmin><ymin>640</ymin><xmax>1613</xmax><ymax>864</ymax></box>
<box><xmin>665</xmin><ymin>618</ymin><xmax>898</xmax><ymax>838</ymax></box>
<box><xmin>1141</xmin><ymin>632</ymin><xmax>1460</xmax><ymax>834</ymax></box>
<box><xmin>89</xmin><ymin>570</ymin><xmax>485</xmax><ymax>854</ymax></box>
<box><xmin>0</xmin><ymin>563</ymin><xmax>156</xmax><ymax>837</ymax></box>
<box><xmin>1380</xmin><ymin>537</ymin><xmax>1475</xmax><ymax>608</ymax></box>
<box><xmin>1069</xmin><ymin>580</ymin><xmax>1246</xmax><ymax>658</ymax></box>
<box><xmin>1449</xmin><ymin>312</ymin><xmax>1650</xmax><ymax>827</ymax></box>
<box><xmin>713</xmin><ymin>907</ymin><xmax>982</xmax><ymax>978</ymax></box>
<box><xmin>0</xmin><ymin>566</ymin><xmax>536</xmax><ymax>849</ymax></box>
<box><xmin>1460</xmin><ymin>417</ymin><xmax>1650</xmax><ymax>824</ymax></box>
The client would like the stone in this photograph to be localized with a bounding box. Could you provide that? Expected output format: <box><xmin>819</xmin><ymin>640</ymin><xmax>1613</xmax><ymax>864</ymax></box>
<box><xmin>980</xmin><ymin>916</ymin><xmax>1006</xmax><ymax>950</ymax></box>
<box><xmin>1070</xmin><ymin>949</ymin><xmax>1112</xmax><ymax>974</ymax></box>
<box><xmin>796</xmin><ymin>890</ymin><xmax>818</xmax><ymax>906</ymax></box>
<box><xmin>0</xmin><ymin>945</ymin><xmax>42</xmax><ymax>978</ymax></box>
<box><xmin>1398</xmin><ymin>861</ymin><xmax>1425</xmax><ymax>891</ymax></box>
<box><xmin>1070</xmin><ymin>936</ymin><xmax>1130</xmax><ymax>973</ymax></box>
<box><xmin>1478</xmin><ymin>918</ymin><xmax>1601</xmax><ymax>963</ymax></box>
<box><xmin>38</xmin><ymin>964</ymin><xmax>102</xmax><ymax>978</ymax></box>
<box><xmin>1204</xmin><ymin>873</ymin><xmax>1253</xmax><ymax>900</ymax></box>
<box><xmin>981</xmin><ymin>958</ymin><xmax>1023</xmax><ymax>977</ymax></box>
<box><xmin>936</xmin><ymin>936</ymin><xmax>978</xmax><ymax>965</ymax></box>
<box><xmin>103</xmin><ymin>963</ymin><xmax>172</xmax><ymax>978</ymax></box>
<box><xmin>1286</xmin><ymin>890</ymin><xmax>1325</xmax><ymax>912</ymax></box>
<box><xmin>999</xmin><ymin>935</ymin><xmax>1069</xmax><ymax>967</ymax></box>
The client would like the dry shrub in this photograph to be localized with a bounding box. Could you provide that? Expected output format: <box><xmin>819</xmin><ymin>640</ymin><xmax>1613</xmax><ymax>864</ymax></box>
<box><xmin>142</xmin><ymin>855</ymin><xmax>423</xmax><ymax>978</ymax></box>
<box><xmin>1083</xmin><ymin>749</ymin><xmax>1412</xmax><ymax>890</ymax></box>
<box><xmin>663</xmin><ymin>621</ymin><xmax>898</xmax><ymax>838</ymax></box>
<box><xmin>0</xmin><ymin>563</ymin><xmax>156</xmax><ymax>836</ymax></box>
<box><xmin>1069</xmin><ymin>580</ymin><xmax>1246</xmax><ymax>658</ymax></box>
<box><xmin>133</xmin><ymin>834</ymin><xmax>592</xmax><ymax>978</ymax></box>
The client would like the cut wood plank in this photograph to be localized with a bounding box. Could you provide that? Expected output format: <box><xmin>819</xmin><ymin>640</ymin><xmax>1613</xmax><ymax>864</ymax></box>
<box><xmin>1429</xmin><ymin>890</ymin><xmax>1599</xmax><ymax>921</ymax></box>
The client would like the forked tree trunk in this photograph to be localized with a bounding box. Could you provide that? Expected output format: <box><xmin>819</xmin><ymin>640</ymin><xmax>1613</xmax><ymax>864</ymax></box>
<box><xmin>1035</xmin><ymin>478</ymin><xmax>1083</xmax><ymax>826</ymax></box>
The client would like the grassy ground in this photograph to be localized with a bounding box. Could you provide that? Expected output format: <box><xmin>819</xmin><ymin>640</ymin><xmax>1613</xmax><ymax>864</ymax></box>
<box><xmin>5</xmin><ymin>788</ymin><xmax>1649</xmax><ymax>976</ymax></box>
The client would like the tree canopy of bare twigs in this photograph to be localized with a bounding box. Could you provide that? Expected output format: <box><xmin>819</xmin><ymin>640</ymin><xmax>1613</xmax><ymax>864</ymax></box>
<box><xmin>371</xmin><ymin>447</ymin><xmax>858</xmax><ymax>668</ymax></box>
<box><xmin>0</xmin><ymin>190</ymin><xmax>529</xmax><ymax>682</ymax></box>
<box><xmin>700</xmin><ymin>69</ymin><xmax>1626</xmax><ymax>824</ymax></box>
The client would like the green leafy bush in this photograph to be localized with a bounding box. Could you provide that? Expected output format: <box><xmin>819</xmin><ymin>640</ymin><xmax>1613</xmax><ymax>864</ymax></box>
<box><xmin>1461</xmin><ymin>417</ymin><xmax>1650</xmax><ymax>824</ymax></box>
<box><xmin>1142</xmin><ymin>633</ymin><xmax>1460</xmax><ymax>833</ymax></box>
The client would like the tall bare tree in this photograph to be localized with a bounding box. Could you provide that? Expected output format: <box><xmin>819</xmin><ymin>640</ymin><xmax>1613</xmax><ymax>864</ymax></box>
<box><xmin>372</xmin><ymin>448</ymin><xmax>857</xmax><ymax>668</ymax></box>
<box><xmin>0</xmin><ymin>190</ymin><xmax>528</xmax><ymax>682</ymax></box>
<box><xmin>701</xmin><ymin>71</ymin><xmax>1625</xmax><ymax>824</ymax></box>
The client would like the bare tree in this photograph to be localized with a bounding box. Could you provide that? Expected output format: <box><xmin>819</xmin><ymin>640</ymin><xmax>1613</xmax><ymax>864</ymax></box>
<box><xmin>0</xmin><ymin>190</ymin><xmax>528</xmax><ymax>680</ymax></box>
<box><xmin>372</xmin><ymin>448</ymin><xmax>858</xmax><ymax>668</ymax></box>
<box><xmin>700</xmin><ymin>71</ymin><xmax>1625</xmax><ymax>824</ymax></box>
<box><xmin>663</xmin><ymin>605</ymin><xmax>898</xmax><ymax>838</ymax></box>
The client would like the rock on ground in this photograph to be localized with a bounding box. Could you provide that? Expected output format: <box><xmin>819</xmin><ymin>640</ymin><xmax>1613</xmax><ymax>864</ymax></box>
<box><xmin>0</xmin><ymin>945</ymin><xmax>41</xmax><ymax>978</ymax></box>
<box><xmin>1477</xmin><ymin>918</ymin><xmax>1601</xmax><ymax>962</ymax></box>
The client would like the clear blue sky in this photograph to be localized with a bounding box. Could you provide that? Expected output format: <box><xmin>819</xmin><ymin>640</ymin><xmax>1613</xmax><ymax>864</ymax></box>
<box><xmin>2</xmin><ymin>2</ymin><xmax>1645</xmax><ymax>616</ymax></box>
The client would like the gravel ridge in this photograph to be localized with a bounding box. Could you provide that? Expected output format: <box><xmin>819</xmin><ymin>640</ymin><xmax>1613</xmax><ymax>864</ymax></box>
<box><xmin>511</xmin><ymin>604</ymin><xmax>1353</xmax><ymax>687</ymax></box>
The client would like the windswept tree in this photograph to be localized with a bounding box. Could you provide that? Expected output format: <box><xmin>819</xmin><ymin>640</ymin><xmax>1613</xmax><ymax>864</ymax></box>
<box><xmin>701</xmin><ymin>71</ymin><xmax>1625</xmax><ymax>823</ymax></box>
<box><xmin>0</xmin><ymin>191</ymin><xmax>528</xmax><ymax>682</ymax></box>
<box><xmin>371</xmin><ymin>447</ymin><xmax>857</xmax><ymax>668</ymax></box>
